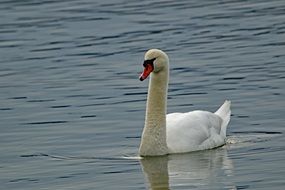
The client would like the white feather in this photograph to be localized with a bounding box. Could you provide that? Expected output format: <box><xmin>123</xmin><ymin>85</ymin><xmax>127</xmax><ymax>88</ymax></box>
<box><xmin>167</xmin><ymin>101</ymin><xmax>231</xmax><ymax>153</ymax></box>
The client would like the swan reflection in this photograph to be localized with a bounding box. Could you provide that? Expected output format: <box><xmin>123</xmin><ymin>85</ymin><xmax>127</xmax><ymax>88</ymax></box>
<box><xmin>140</xmin><ymin>147</ymin><xmax>235</xmax><ymax>190</ymax></box>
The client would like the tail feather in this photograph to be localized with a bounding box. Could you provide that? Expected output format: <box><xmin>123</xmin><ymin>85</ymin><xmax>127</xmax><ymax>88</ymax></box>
<box><xmin>215</xmin><ymin>100</ymin><xmax>231</xmax><ymax>136</ymax></box>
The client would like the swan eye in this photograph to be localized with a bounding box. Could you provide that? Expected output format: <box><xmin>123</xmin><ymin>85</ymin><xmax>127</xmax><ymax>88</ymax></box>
<box><xmin>143</xmin><ymin>58</ymin><xmax>156</xmax><ymax>67</ymax></box>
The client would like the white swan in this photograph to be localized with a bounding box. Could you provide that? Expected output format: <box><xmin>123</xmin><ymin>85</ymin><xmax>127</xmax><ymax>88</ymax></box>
<box><xmin>139</xmin><ymin>49</ymin><xmax>231</xmax><ymax>156</ymax></box>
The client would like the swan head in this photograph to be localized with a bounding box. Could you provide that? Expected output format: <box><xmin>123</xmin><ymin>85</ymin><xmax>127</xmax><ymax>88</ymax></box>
<box><xmin>139</xmin><ymin>49</ymin><xmax>169</xmax><ymax>81</ymax></box>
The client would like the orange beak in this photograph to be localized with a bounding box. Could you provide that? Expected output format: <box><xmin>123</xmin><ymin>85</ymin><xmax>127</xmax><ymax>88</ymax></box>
<box><xmin>139</xmin><ymin>63</ymin><xmax>154</xmax><ymax>81</ymax></box>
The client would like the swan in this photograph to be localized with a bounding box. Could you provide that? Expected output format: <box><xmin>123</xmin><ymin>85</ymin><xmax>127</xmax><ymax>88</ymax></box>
<box><xmin>139</xmin><ymin>49</ymin><xmax>231</xmax><ymax>156</ymax></box>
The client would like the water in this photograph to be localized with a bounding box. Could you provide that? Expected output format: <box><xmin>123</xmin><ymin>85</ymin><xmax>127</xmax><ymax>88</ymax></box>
<box><xmin>1</xmin><ymin>0</ymin><xmax>285</xmax><ymax>189</ymax></box>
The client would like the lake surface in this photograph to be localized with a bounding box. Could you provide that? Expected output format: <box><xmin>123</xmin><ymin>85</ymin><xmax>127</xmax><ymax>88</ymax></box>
<box><xmin>1</xmin><ymin>0</ymin><xmax>285</xmax><ymax>189</ymax></box>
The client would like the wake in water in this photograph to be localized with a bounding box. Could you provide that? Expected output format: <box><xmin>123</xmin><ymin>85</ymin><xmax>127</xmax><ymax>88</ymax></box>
<box><xmin>20</xmin><ymin>131</ymin><xmax>282</xmax><ymax>161</ymax></box>
<box><xmin>226</xmin><ymin>131</ymin><xmax>282</xmax><ymax>148</ymax></box>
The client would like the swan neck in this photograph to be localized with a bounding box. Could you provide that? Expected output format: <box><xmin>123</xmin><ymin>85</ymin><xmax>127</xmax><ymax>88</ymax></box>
<box><xmin>139</xmin><ymin>67</ymin><xmax>169</xmax><ymax>156</ymax></box>
<box><xmin>146</xmin><ymin>71</ymin><xmax>168</xmax><ymax>121</ymax></box>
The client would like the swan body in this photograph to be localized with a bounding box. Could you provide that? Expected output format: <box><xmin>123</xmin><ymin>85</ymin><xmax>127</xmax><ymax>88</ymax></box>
<box><xmin>139</xmin><ymin>49</ymin><xmax>231</xmax><ymax>156</ymax></box>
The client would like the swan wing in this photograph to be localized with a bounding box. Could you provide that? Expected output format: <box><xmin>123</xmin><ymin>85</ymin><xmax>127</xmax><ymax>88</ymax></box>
<box><xmin>166</xmin><ymin>111</ymin><xmax>225</xmax><ymax>153</ymax></box>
